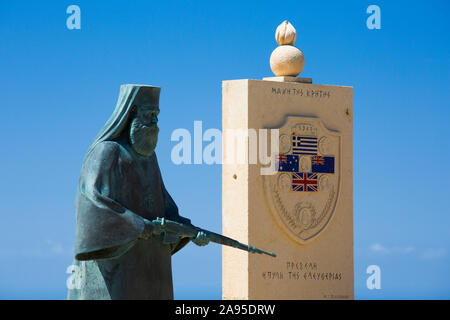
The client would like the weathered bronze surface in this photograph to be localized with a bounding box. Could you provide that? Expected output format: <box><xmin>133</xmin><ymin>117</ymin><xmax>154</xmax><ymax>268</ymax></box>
<box><xmin>67</xmin><ymin>84</ymin><xmax>204</xmax><ymax>300</ymax></box>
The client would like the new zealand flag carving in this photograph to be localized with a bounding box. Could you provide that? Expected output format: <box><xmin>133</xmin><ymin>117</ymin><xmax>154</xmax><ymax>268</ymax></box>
<box><xmin>277</xmin><ymin>154</ymin><xmax>299</xmax><ymax>172</ymax></box>
<box><xmin>292</xmin><ymin>172</ymin><xmax>318</xmax><ymax>192</ymax></box>
<box><xmin>311</xmin><ymin>156</ymin><xmax>335</xmax><ymax>174</ymax></box>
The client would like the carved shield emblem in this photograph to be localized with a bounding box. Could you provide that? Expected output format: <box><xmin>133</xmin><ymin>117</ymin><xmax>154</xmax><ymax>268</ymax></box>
<box><xmin>263</xmin><ymin>117</ymin><xmax>341</xmax><ymax>244</ymax></box>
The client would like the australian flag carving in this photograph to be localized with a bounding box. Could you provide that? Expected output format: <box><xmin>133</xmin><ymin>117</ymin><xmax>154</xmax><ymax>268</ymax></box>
<box><xmin>276</xmin><ymin>154</ymin><xmax>299</xmax><ymax>172</ymax></box>
<box><xmin>311</xmin><ymin>156</ymin><xmax>335</xmax><ymax>174</ymax></box>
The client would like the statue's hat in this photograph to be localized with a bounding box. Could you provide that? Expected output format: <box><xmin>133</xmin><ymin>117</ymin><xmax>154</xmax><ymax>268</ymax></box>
<box><xmin>125</xmin><ymin>84</ymin><xmax>161</xmax><ymax>107</ymax></box>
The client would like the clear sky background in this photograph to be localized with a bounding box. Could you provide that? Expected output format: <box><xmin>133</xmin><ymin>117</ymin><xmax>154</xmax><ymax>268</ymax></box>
<box><xmin>0</xmin><ymin>0</ymin><xmax>449</xmax><ymax>299</ymax></box>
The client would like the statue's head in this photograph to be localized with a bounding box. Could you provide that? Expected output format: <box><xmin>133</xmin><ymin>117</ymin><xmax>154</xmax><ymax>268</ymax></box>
<box><xmin>85</xmin><ymin>85</ymin><xmax>163</xmax><ymax>160</ymax></box>
<box><xmin>129</xmin><ymin>86</ymin><xmax>160</xmax><ymax>157</ymax></box>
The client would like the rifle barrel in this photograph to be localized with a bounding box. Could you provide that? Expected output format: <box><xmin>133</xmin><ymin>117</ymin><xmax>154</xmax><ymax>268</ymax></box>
<box><xmin>154</xmin><ymin>218</ymin><xmax>276</xmax><ymax>258</ymax></box>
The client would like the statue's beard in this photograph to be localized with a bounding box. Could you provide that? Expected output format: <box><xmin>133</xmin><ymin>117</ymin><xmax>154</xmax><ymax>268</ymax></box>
<box><xmin>129</xmin><ymin>118</ymin><xmax>159</xmax><ymax>157</ymax></box>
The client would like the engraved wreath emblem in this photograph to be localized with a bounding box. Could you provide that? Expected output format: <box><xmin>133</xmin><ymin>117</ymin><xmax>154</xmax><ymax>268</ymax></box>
<box><xmin>263</xmin><ymin>117</ymin><xmax>341</xmax><ymax>244</ymax></box>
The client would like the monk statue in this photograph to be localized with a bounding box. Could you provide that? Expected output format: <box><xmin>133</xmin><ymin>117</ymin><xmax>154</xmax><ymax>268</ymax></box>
<box><xmin>67</xmin><ymin>84</ymin><xmax>209</xmax><ymax>300</ymax></box>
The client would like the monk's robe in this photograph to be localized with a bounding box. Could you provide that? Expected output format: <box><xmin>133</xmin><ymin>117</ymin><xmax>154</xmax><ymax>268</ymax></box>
<box><xmin>67</xmin><ymin>139</ymin><xmax>190</xmax><ymax>300</ymax></box>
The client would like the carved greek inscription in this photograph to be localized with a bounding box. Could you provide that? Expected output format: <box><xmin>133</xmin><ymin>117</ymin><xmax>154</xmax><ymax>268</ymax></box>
<box><xmin>261</xmin><ymin>261</ymin><xmax>343</xmax><ymax>281</ymax></box>
<box><xmin>271</xmin><ymin>87</ymin><xmax>331</xmax><ymax>98</ymax></box>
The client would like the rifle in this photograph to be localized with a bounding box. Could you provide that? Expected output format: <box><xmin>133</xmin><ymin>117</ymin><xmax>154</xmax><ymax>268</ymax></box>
<box><xmin>152</xmin><ymin>217</ymin><xmax>276</xmax><ymax>258</ymax></box>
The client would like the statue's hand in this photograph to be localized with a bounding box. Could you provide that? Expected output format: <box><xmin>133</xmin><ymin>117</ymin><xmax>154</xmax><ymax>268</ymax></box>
<box><xmin>192</xmin><ymin>231</ymin><xmax>210</xmax><ymax>247</ymax></box>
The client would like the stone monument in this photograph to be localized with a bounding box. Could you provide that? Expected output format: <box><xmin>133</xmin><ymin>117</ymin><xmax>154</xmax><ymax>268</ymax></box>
<box><xmin>222</xmin><ymin>21</ymin><xmax>354</xmax><ymax>299</ymax></box>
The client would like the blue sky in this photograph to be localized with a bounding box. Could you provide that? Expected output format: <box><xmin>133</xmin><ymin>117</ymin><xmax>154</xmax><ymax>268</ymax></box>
<box><xmin>0</xmin><ymin>0</ymin><xmax>449</xmax><ymax>299</ymax></box>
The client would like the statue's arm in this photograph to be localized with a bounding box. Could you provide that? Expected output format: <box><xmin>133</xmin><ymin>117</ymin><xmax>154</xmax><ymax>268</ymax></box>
<box><xmin>74</xmin><ymin>142</ymin><xmax>145</xmax><ymax>261</ymax></box>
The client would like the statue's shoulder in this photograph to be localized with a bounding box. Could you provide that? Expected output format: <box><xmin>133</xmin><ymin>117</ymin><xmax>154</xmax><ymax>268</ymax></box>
<box><xmin>91</xmin><ymin>140</ymin><xmax>121</xmax><ymax>156</ymax></box>
<box><xmin>88</xmin><ymin>140</ymin><xmax>131</xmax><ymax>162</ymax></box>
<box><xmin>81</xmin><ymin>141</ymin><xmax>133</xmax><ymax>176</ymax></box>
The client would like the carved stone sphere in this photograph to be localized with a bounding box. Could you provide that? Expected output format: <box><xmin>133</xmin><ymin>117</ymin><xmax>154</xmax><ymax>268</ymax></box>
<box><xmin>270</xmin><ymin>45</ymin><xmax>305</xmax><ymax>77</ymax></box>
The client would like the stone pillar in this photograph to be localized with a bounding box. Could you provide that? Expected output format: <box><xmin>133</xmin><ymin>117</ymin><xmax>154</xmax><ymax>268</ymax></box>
<box><xmin>221</xmin><ymin>22</ymin><xmax>353</xmax><ymax>300</ymax></box>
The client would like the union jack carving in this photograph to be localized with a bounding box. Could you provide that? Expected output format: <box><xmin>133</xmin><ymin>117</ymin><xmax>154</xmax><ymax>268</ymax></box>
<box><xmin>292</xmin><ymin>172</ymin><xmax>318</xmax><ymax>192</ymax></box>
